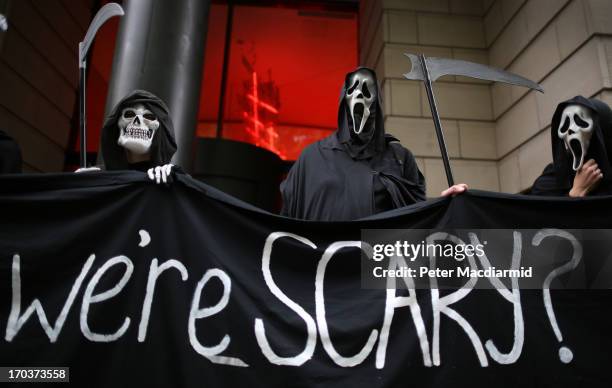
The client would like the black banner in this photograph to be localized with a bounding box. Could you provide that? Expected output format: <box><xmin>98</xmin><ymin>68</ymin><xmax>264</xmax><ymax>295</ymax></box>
<box><xmin>0</xmin><ymin>172</ymin><xmax>611</xmax><ymax>387</ymax></box>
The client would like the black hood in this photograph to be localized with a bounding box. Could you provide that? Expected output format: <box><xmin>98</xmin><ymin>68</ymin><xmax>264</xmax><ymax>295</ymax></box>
<box><xmin>550</xmin><ymin>95</ymin><xmax>612</xmax><ymax>188</ymax></box>
<box><xmin>336</xmin><ymin>67</ymin><xmax>386</xmax><ymax>160</ymax></box>
<box><xmin>101</xmin><ymin>90</ymin><xmax>177</xmax><ymax>170</ymax></box>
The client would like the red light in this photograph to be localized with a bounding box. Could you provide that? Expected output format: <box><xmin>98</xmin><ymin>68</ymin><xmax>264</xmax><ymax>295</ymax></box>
<box><xmin>243</xmin><ymin>71</ymin><xmax>285</xmax><ymax>158</ymax></box>
<box><xmin>196</xmin><ymin>4</ymin><xmax>357</xmax><ymax>161</ymax></box>
<box><xmin>247</xmin><ymin>94</ymin><xmax>279</xmax><ymax>114</ymax></box>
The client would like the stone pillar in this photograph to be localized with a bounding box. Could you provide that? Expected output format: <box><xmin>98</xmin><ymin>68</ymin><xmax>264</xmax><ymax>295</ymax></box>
<box><xmin>103</xmin><ymin>0</ymin><xmax>210</xmax><ymax>171</ymax></box>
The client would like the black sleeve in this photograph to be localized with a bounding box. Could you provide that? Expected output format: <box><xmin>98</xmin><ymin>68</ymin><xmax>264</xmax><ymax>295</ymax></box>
<box><xmin>0</xmin><ymin>130</ymin><xmax>22</xmax><ymax>174</ymax></box>
<box><xmin>529</xmin><ymin>163</ymin><xmax>569</xmax><ymax>196</ymax></box>
<box><xmin>385</xmin><ymin>141</ymin><xmax>427</xmax><ymax>204</ymax></box>
<box><xmin>279</xmin><ymin>155</ymin><xmax>303</xmax><ymax>217</ymax></box>
<box><xmin>172</xmin><ymin>165</ymin><xmax>186</xmax><ymax>175</ymax></box>
<box><xmin>403</xmin><ymin>149</ymin><xmax>426</xmax><ymax>201</ymax></box>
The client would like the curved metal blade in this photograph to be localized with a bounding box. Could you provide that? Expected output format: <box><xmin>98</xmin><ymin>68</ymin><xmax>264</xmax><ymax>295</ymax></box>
<box><xmin>79</xmin><ymin>3</ymin><xmax>124</xmax><ymax>63</ymax></box>
<box><xmin>426</xmin><ymin>56</ymin><xmax>544</xmax><ymax>92</ymax></box>
<box><xmin>402</xmin><ymin>53</ymin><xmax>543</xmax><ymax>93</ymax></box>
<box><xmin>402</xmin><ymin>53</ymin><xmax>425</xmax><ymax>81</ymax></box>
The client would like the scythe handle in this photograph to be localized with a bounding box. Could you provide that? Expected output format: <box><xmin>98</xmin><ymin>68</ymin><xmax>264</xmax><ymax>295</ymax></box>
<box><xmin>419</xmin><ymin>54</ymin><xmax>454</xmax><ymax>187</ymax></box>
<box><xmin>79</xmin><ymin>59</ymin><xmax>87</xmax><ymax>168</ymax></box>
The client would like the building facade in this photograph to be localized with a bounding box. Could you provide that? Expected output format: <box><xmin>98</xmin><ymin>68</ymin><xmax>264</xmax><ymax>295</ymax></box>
<box><xmin>360</xmin><ymin>0</ymin><xmax>612</xmax><ymax>195</ymax></box>
<box><xmin>1</xmin><ymin>0</ymin><xmax>612</xmax><ymax>197</ymax></box>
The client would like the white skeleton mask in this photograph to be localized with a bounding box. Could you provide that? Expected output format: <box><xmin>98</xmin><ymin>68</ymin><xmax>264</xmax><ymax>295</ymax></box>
<box><xmin>117</xmin><ymin>103</ymin><xmax>159</xmax><ymax>155</ymax></box>
<box><xmin>557</xmin><ymin>104</ymin><xmax>594</xmax><ymax>171</ymax></box>
<box><xmin>345</xmin><ymin>70</ymin><xmax>376</xmax><ymax>135</ymax></box>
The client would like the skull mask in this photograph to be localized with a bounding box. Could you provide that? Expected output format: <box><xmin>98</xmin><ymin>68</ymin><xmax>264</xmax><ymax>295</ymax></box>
<box><xmin>557</xmin><ymin>104</ymin><xmax>594</xmax><ymax>171</ymax></box>
<box><xmin>345</xmin><ymin>69</ymin><xmax>377</xmax><ymax>139</ymax></box>
<box><xmin>117</xmin><ymin>103</ymin><xmax>159</xmax><ymax>155</ymax></box>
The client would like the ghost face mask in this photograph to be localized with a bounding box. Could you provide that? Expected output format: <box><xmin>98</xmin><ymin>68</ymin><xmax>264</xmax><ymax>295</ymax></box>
<box><xmin>117</xmin><ymin>103</ymin><xmax>159</xmax><ymax>156</ymax></box>
<box><xmin>345</xmin><ymin>69</ymin><xmax>377</xmax><ymax>141</ymax></box>
<box><xmin>557</xmin><ymin>104</ymin><xmax>594</xmax><ymax>171</ymax></box>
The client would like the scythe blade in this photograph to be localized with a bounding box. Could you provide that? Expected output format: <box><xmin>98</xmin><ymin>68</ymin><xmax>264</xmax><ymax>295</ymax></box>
<box><xmin>78</xmin><ymin>3</ymin><xmax>124</xmax><ymax>168</ymax></box>
<box><xmin>403</xmin><ymin>53</ymin><xmax>543</xmax><ymax>92</ymax></box>
<box><xmin>79</xmin><ymin>3</ymin><xmax>124</xmax><ymax>65</ymax></box>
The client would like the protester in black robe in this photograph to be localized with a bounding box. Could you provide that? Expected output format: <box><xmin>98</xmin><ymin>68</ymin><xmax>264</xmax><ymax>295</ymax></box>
<box><xmin>101</xmin><ymin>90</ymin><xmax>177</xmax><ymax>170</ymax></box>
<box><xmin>77</xmin><ymin>90</ymin><xmax>179</xmax><ymax>184</ymax></box>
<box><xmin>0</xmin><ymin>129</ymin><xmax>22</xmax><ymax>174</ymax></box>
<box><xmin>531</xmin><ymin>96</ymin><xmax>612</xmax><ymax>196</ymax></box>
<box><xmin>280</xmin><ymin>67</ymin><xmax>466</xmax><ymax>221</ymax></box>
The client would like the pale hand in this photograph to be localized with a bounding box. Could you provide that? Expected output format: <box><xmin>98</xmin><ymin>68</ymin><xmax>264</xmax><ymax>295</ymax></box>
<box><xmin>147</xmin><ymin>164</ymin><xmax>174</xmax><ymax>184</ymax></box>
<box><xmin>570</xmin><ymin>159</ymin><xmax>602</xmax><ymax>197</ymax></box>
<box><xmin>441</xmin><ymin>183</ymin><xmax>468</xmax><ymax>197</ymax></box>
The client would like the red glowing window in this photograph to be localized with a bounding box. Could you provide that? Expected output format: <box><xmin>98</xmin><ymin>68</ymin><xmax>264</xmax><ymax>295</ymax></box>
<box><xmin>197</xmin><ymin>3</ymin><xmax>358</xmax><ymax>161</ymax></box>
<box><xmin>71</xmin><ymin>2</ymin><xmax>357</xmax><ymax>167</ymax></box>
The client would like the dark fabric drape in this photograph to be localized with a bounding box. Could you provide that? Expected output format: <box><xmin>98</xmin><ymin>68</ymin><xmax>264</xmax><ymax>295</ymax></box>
<box><xmin>0</xmin><ymin>172</ymin><xmax>611</xmax><ymax>388</ymax></box>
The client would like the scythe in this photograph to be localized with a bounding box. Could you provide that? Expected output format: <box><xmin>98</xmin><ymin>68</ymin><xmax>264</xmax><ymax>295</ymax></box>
<box><xmin>403</xmin><ymin>53</ymin><xmax>544</xmax><ymax>186</ymax></box>
<box><xmin>78</xmin><ymin>3</ymin><xmax>124</xmax><ymax>168</ymax></box>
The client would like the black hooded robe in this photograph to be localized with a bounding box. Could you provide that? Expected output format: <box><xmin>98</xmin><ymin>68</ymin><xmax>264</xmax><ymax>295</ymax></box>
<box><xmin>280</xmin><ymin>68</ymin><xmax>426</xmax><ymax>221</ymax></box>
<box><xmin>0</xmin><ymin>129</ymin><xmax>22</xmax><ymax>174</ymax></box>
<box><xmin>100</xmin><ymin>90</ymin><xmax>178</xmax><ymax>172</ymax></box>
<box><xmin>531</xmin><ymin>96</ymin><xmax>612</xmax><ymax>196</ymax></box>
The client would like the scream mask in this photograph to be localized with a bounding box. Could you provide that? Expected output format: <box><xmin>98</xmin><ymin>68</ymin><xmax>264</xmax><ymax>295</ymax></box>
<box><xmin>345</xmin><ymin>69</ymin><xmax>377</xmax><ymax>142</ymax></box>
<box><xmin>117</xmin><ymin>103</ymin><xmax>160</xmax><ymax>156</ymax></box>
<box><xmin>557</xmin><ymin>104</ymin><xmax>594</xmax><ymax>170</ymax></box>
<box><xmin>531</xmin><ymin>95</ymin><xmax>612</xmax><ymax>196</ymax></box>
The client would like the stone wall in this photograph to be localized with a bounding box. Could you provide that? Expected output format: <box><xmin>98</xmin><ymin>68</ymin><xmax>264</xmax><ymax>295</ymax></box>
<box><xmin>0</xmin><ymin>0</ymin><xmax>93</xmax><ymax>172</ymax></box>
<box><xmin>360</xmin><ymin>0</ymin><xmax>612</xmax><ymax>195</ymax></box>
